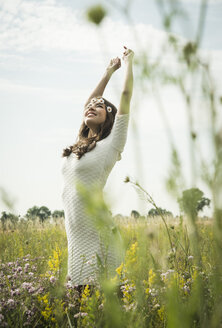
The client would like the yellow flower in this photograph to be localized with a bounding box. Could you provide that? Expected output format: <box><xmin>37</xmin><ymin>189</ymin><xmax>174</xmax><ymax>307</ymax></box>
<box><xmin>192</xmin><ymin>270</ymin><xmax>198</xmax><ymax>281</ymax></box>
<box><xmin>158</xmin><ymin>306</ymin><xmax>165</xmax><ymax>321</ymax></box>
<box><xmin>38</xmin><ymin>293</ymin><xmax>53</xmax><ymax>321</ymax></box>
<box><xmin>148</xmin><ymin>269</ymin><xmax>156</xmax><ymax>287</ymax></box>
<box><xmin>82</xmin><ymin>284</ymin><xmax>90</xmax><ymax>299</ymax></box>
<box><xmin>48</xmin><ymin>245</ymin><xmax>62</xmax><ymax>274</ymax></box>
<box><xmin>45</xmin><ymin>245</ymin><xmax>62</xmax><ymax>278</ymax></box>
<box><xmin>110</xmin><ymin>275</ymin><xmax>118</xmax><ymax>284</ymax></box>
<box><xmin>80</xmin><ymin>284</ymin><xmax>91</xmax><ymax>313</ymax></box>
<box><xmin>95</xmin><ymin>290</ymin><xmax>100</xmax><ymax>300</ymax></box>
<box><xmin>125</xmin><ymin>241</ymin><xmax>138</xmax><ymax>269</ymax></box>
<box><xmin>116</xmin><ymin>262</ymin><xmax>124</xmax><ymax>276</ymax></box>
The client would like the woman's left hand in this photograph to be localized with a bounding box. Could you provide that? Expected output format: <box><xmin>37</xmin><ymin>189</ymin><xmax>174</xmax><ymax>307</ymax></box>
<box><xmin>122</xmin><ymin>46</ymin><xmax>134</xmax><ymax>63</ymax></box>
<box><xmin>106</xmin><ymin>57</ymin><xmax>121</xmax><ymax>74</ymax></box>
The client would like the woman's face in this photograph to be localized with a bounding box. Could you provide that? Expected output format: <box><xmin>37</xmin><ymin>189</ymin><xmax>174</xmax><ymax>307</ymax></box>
<box><xmin>84</xmin><ymin>98</ymin><xmax>107</xmax><ymax>131</ymax></box>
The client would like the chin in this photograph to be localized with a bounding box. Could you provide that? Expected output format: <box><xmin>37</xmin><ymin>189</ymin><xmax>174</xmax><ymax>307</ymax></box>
<box><xmin>85</xmin><ymin>117</ymin><xmax>95</xmax><ymax>125</ymax></box>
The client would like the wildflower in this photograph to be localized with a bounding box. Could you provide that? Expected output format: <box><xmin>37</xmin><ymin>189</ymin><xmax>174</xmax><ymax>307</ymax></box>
<box><xmin>145</xmin><ymin>287</ymin><xmax>149</xmax><ymax>295</ymax></box>
<box><xmin>49</xmin><ymin>276</ymin><xmax>57</xmax><ymax>284</ymax></box>
<box><xmin>22</xmin><ymin>282</ymin><xmax>33</xmax><ymax>291</ymax></box>
<box><xmin>16</xmin><ymin>266</ymin><xmax>22</xmax><ymax>273</ymax></box>
<box><xmin>38</xmin><ymin>293</ymin><xmax>53</xmax><ymax>321</ymax></box>
<box><xmin>99</xmin><ymin>303</ymin><xmax>104</xmax><ymax>310</ymax></box>
<box><xmin>74</xmin><ymin>312</ymin><xmax>88</xmax><ymax>318</ymax></box>
<box><xmin>28</xmin><ymin>287</ymin><xmax>36</xmax><ymax>294</ymax></box>
<box><xmin>116</xmin><ymin>262</ymin><xmax>124</xmax><ymax>276</ymax></box>
<box><xmin>11</xmin><ymin>288</ymin><xmax>20</xmax><ymax>296</ymax></box>
<box><xmin>125</xmin><ymin>241</ymin><xmax>138</xmax><ymax>268</ymax></box>
<box><xmin>48</xmin><ymin>246</ymin><xmax>62</xmax><ymax>274</ymax></box>
<box><xmin>149</xmin><ymin>288</ymin><xmax>158</xmax><ymax>297</ymax></box>
<box><xmin>38</xmin><ymin>287</ymin><xmax>45</xmax><ymax>294</ymax></box>
<box><xmin>24</xmin><ymin>263</ymin><xmax>30</xmax><ymax>273</ymax></box>
<box><xmin>148</xmin><ymin>269</ymin><xmax>156</xmax><ymax>287</ymax></box>
<box><xmin>7</xmin><ymin>299</ymin><xmax>15</xmax><ymax>308</ymax></box>
<box><xmin>161</xmin><ymin>272</ymin><xmax>169</xmax><ymax>282</ymax></box>
<box><xmin>65</xmin><ymin>281</ymin><xmax>73</xmax><ymax>289</ymax></box>
<box><xmin>183</xmin><ymin>285</ymin><xmax>190</xmax><ymax>295</ymax></box>
<box><xmin>157</xmin><ymin>306</ymin><xmax>165</xmax><ymax>321</ymax></box>
<box><xmin>123</xmin><ymin>302</ymin><xmax>136</xmax><ymax>311</ymax></box>
<box><xmin>188</xmin><ymin>255</ymin><xmax>194</xmax><ymax>261</ymax></box>
<box><xmin>81</xmin><ymin>285</ymin><xmax>90</xmax><ymax>299</ymax></box>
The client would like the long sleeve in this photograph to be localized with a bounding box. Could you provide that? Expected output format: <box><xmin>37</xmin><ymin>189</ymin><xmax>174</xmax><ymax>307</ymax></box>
<box><xmin>110</xmin><ymin>114</ymin><xmax>129</xmax><ymax>153</ymax></box>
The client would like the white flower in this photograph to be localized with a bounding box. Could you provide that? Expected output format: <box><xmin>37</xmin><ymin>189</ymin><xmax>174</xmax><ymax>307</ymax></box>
<box><xmin>74</xmin><ymin>312</ymin><xmax>88</xmax><ymax>318</ymax></box>
<box><xmin>50</xmin><ymin>276</ymin><xmax>57</xmax><ymax>284</ymax></box>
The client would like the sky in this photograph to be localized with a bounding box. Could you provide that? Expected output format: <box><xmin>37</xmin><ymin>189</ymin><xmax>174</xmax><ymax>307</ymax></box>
<box><xmin>0</xmin><ymin>0</ymin><xmax>222</xmax><ymax>217</ymax></box>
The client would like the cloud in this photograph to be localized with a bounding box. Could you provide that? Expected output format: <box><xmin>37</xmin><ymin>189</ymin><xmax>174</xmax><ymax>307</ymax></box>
<box><xmin>0</xmin><ymin>0</ymin><xmax>167</xmax><ymax>55</ymax></box>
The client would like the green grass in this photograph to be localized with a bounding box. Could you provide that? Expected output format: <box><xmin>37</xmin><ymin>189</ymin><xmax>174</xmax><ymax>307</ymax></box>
<box><xmin>0</xmin><ymin>215</ymin><xmax>221</xmax><ymax>327</ymax></box>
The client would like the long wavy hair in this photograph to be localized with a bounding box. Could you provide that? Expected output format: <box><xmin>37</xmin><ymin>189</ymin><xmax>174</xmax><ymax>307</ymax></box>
<box><xmin>62</xmin><ymin>97</ymin><xmax>117</xmax><ymax>159</ymax></box>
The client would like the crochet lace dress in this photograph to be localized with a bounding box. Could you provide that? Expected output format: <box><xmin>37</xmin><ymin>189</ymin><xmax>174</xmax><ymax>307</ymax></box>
<box><xmin>61</xmin><ymin>114</ymin><xmax>129</xmax><ymax>285</ymax></box>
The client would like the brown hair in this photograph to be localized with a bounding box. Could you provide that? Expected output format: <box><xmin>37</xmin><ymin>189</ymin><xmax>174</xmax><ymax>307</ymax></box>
<box><xmin>62</xmin><ymin>97</ymin><xmax>117</xmax><ymax>159</ymax></box>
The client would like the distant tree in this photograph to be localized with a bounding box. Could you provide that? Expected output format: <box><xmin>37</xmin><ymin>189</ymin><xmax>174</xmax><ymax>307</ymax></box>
<box><xmin>0</xmin><ymin>211</ymin><xmax>19</xmax><ymax>229</ymax></box>
<box><xmin>178</xmin><ymin>188</ymin><xmax>211</xmax><ymax>219</ymax></box>
<box><xmin>131</xmin><ymin>210</ymin><xmax>140</xmax><ymax>219</ymax></box>
<box><xmin>52</xmin><ymin>210</ymin><xmax>64</xmax><ymax>219</ymax></box>
<box><xmin>148</xmin><ymin>207</ymin><xmax>173</xmax><ymax>217</ymax></box>
<box><xmin>25</xmin><ymin>206</ymin><xmax>39</xmax><ymax>221</ymax></box>
<box><xmin>38</xmin><ymin>206</ymin><xmax>51</xmax><ymax>223</ymax></box>
<box><xmin>1</xmin><ymin>211</ymin><xmax>8</xmax><ymax>230</ymax></box>
<box><xmin>7</xmin><ymin>213</ymin><xmax>19</xmax><ymax>227</ymax></box>
<box><xmin>25</xmin><ymin>206</ymin><xmax>51</xmax><ymax>223</ymax></box>
<box><xmin>197</xmin><ymin>197</ymin><xmax>211</xmax><ymax>213</ymax></box>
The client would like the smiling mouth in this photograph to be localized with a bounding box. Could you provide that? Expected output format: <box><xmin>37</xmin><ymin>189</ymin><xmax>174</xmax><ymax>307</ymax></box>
<box><xmin>86</xmin><ymin>112</ymin><xmax>97</xmax><ymax>117</ymax></box>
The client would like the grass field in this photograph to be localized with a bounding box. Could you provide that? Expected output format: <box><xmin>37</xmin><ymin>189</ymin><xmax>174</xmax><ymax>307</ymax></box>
<box><xmin>1</xmin><ymin>213</ymin><xmax>221</xmax><ymax>328</ymax></box>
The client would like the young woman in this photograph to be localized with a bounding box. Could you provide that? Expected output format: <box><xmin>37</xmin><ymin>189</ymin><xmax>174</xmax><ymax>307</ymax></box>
<box><xmin>61</xmin><ymin>47</ymin><xmax>134</xmax><ymax>288</ymax></box>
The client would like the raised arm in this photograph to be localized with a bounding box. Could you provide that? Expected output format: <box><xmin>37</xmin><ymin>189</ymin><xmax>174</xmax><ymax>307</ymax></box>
<box><xmin>84</xmin><ymin>57</ymin><xmax>121</xmax><ymax>107</ymax></box>
<box><xmin>118</xmin><ymin>47</ymin><xmax>134</xmax><ymax>115</ymax></box>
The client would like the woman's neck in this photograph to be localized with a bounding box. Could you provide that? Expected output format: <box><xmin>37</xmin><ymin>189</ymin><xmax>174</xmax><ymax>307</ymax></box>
<box><xmin>88</xmin><ymin>128</ymin><xmax>98</xmax><ymax>138</ymax></box>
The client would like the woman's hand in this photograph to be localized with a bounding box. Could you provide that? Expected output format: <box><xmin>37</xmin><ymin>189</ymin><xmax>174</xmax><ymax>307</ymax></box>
<box><xmin>106</xmin><ymin>57</ymin><xmax>121</xmax><ymax>74</ymax></box>
<box><xmin>122</xmin><ymin>46</ymin><xmax>134</xmax><ymax>64</ymax></box>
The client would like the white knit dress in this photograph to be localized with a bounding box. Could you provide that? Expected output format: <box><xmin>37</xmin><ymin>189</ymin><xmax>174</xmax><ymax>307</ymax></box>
<box><xmin>61</xmin><ymin>114</ymin><xmax>129</xmax><ymax>285</ymax></box>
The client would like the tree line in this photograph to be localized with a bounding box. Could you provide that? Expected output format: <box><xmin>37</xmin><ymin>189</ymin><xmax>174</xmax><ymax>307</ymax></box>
<box><xmin>0</xmin><ymin>206</ymin><xmax>64</xmax><ymax>229</ymax></box>
<box><xmin>0</xmin><ymin>188</ymin><xmax>211</xmax><ymax>228</ymax></box>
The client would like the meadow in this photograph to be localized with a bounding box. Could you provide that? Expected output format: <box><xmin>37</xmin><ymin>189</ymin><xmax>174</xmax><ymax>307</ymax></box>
<box><xmin>0</xmin><ymin>210</ymin><xmax>221</xmax><ymax>328</ymax></box>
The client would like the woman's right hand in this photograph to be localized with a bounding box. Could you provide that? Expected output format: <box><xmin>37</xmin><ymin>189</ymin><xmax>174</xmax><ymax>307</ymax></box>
<box><xmin>106</xmin><ymin>57</ymin><xmax>121</xmax><ymax>74</ymax></box>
